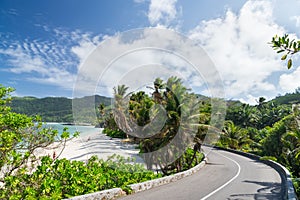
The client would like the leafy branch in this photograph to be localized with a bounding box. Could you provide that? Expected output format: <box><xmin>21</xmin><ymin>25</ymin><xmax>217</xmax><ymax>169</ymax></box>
<box><xmin>270</xmin><ymin>34</ymin><xmax>300</xmax><ymax>69</ymax></box>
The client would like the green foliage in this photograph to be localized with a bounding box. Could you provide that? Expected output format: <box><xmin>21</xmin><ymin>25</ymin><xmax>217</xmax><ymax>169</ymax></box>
<box><xmin>0</xmin><ymin>85</ymin><xmax>65</xmax><ymax>182</ymax></box>
<box><xmin>104</xmin><ymin>77</ymin><xmax>206</xmax><ymax>176</ymax></box>
<box><xmin>216</xmin><ymin>120</ymin><xmax>253</xmax><ymax>151</ymax></box>
<box><xmin>260</xmin><ymin>156</ymin><xmax>278</xmax><ymax>162</ymax></box>
<box><xmin>271</xmin><ymin>91</ymin><xmax>300</xmax><ymax>105</ymax></box>
<box><xmin>129</xmin><ymin>91</ymin><xmax>154</xmax><ymax>126</ymax></box>
<box><xmin>226</xmin><ymin>103</ymin><xmax>259</xmax><ymax>128</ymax></box>
<box><xmin>226</xmin><ymin>100</ymin><xmax>291</xmax><ymax>129</ymax></box>
<box><xmin>260</xmin><ymin>120</ymin><xmax>286</xmax><ymax>159</ymax></box>
<box><xmin>0</xmin><ymin>155</ymin><xmax>161</xmax><ymax>199</ymax></box>
<box><xmin>270</xmin><ymin>33</ymin><xmax>300</xmax><ymax>194</ymax></box>
<box><xmin>160</xmin><ymin>148</ymin><xmax>204</xmax><ymax>175</ymax></box>
<box><xmin>0</xmin><ymin>85</ymin><xmax>162</xmax><ymax>199</ymax></box>
<box><xmin>293</xmin><ymin>178</ymin><xmax>300</xmax><ymax>197</ymax></box>
<box><xmin>270</xmin><ymin>34</ymin><xmax>300</xmax><ymax>69</ymax></box>
<box><xmin>103</xmin><ymin>128</ymin><xmax>127</xmax><ymax>139</ymax></box>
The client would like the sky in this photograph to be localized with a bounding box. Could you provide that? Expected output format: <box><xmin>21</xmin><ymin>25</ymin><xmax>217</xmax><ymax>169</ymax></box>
<box><xmin>1</xmin><ymin>0</ymin><xmax>300</xmax><ymax>104</ymax></box>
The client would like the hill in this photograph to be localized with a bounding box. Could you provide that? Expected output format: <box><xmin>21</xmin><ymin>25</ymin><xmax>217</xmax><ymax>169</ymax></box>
<box><xmin>271</xmin><ymin>92</ymin><xmax>300</xmax><ymax>105</ymax></box>
<box><xmin>10</xmin><ymin>95</ymin><xmax>111</xmax><ymax>123</ymax></box>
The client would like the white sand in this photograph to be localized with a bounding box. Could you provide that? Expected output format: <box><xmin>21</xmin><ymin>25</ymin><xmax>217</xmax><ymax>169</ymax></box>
<box><xmin>35</xmin><ymin>130</ymin><xmax>145</xmax><ymax>164</ymax></box>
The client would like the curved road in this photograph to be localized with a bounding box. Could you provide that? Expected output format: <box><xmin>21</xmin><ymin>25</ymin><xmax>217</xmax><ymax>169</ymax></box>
<box><xmin>119</xmin><ymin>146</ymin><xmax>283</xmax><ymax>200</ymax></box>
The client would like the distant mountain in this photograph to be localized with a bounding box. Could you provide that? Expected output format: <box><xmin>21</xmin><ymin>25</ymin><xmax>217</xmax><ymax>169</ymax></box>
<box><xmin>10</xmin><ymin>95</ymin><xmax>111</xmax><ymax>123</ymax></box>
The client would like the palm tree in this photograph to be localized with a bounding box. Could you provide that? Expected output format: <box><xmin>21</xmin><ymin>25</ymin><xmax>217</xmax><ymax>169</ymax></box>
<box><xmin>284</xmin><ymin>130</ymin><xmax>300</xmax><ymax>159</ymax></box>
<box><xmin>221</xmin><ymin>120</ymin><xmax>250</xmax><ymax>149</ymax></box>
<box><xmin>153</xmin><ymin>78</ymin><xmax>165</xmax><ymax>103</ymax></box>
<box><xmin>257</xmin><ymin>97</ymin><xmax>266</xmax><ymax>109</ymax></box>
<box><xmin>113</xmin><ymin>85</ymin><xmax>129</xmax><ymax>100</ymax></box>
<box><xmin>112</xmin><ymin>84</ymin><xmax>130</xmax><ymax>137</ymax></box>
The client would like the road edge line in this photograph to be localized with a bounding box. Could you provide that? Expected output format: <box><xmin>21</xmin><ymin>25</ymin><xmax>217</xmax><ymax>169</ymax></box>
<box><xmin>200</xmin><ymin>151</ymin><xmax>241</xmax><ymax>200</ymax></box>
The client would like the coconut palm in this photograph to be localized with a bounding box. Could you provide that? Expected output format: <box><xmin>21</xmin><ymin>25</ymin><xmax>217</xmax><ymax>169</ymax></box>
<box><xmin>152</xmin><ymin>78</ymin><xmax>165</xmax><ymax>103</ymax></box>
<box><xmin>221</xmin><ymin>120</ymin><xmax>250</xmax><ymax>149</ymax></box>
<box><xmin>113</xmin><ymin>85</ymin><xmax>129</xmax><ymax>98</ymax></box>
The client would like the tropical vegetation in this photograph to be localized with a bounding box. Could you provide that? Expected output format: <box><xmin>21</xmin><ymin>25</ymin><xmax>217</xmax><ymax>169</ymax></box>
<box><xmin>220</xmin><ymin>91</ymin><xmax>300</xmax><ymax>196</ymax></box>
<box><xmin>102</xmin><ymin>77</ymin><xmax>214</xmax><ymax>175</ymax></box>
<box><xmin>270</xmin><ymin>33</ymin><xmax>300</xmax><ymax>196</ymax></box>
<box><xmin>0</xmin><ymin>85</ymin><xmax>160</xmax><ymax>199</ymax></box>
<box><xmin>101</xmin><ymin>78</ymin><xmax>300</xmax><ymax>196</ymax></box>
<box><xmin>1</xmin><ymin>155</ymin><xmax>161</xmax><ymax>199</ymax></box>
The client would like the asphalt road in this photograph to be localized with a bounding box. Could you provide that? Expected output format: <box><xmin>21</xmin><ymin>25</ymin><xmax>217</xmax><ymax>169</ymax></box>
<box><xmin>118</xmin><ymin>146</ymin><xmax>283</xmax><ymax>200</ymax></box>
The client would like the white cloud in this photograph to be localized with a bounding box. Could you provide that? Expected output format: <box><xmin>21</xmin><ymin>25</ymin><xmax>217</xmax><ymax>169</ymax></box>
<box><xmin>73</xmin><ymin>28</ymin><xmax>224</xmax><ymax>99</ymax></box>
<box><xmin>279</xmin><ymin>66</ymin><xmax>300</xmax><ymax>92</ymax></box>
<box><xmin>148</xmin><ymin>0</ymin><xmax>178</xmax><ymax>26</ymax></box>
<box><xmin>0</xmin><ymin>29</ymin><xmax>102</xmax><ymax>91</ymax></box>
<box><xmin>189</xmin><ymin>1</ymin><xmax>287</xmax><ymax>103</ymax></box>
<box><xmin>239</xmin><ymin>94</ymin><xmax>258</xmax><ymax>105</ymax></box>
<box><xmin>0</xmin><ymin>42</ymin><xmax>76</xmax><ymax>89</ymax></box>
<box><xmin>291</xmin><ymin>15</ymin><xmax>300</xmax><ymax>27</ymax></box>
<box><xmin>71</xmin><ymin>35</ymin><xmax>101</xmax><ymax>67</ymax></box>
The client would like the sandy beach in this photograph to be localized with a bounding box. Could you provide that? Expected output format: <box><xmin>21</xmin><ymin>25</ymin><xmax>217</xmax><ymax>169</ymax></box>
<box><xmin>35</xmin><ymin>129</ymin><xmax>145</xmax><ymax>164</ymax></box>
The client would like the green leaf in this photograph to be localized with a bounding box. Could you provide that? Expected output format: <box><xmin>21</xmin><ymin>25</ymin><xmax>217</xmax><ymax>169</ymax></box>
<box><xmin>277</xmin><ymin>49</ymin><xmax>285</xmax><ymax>53</ymax></box>
<box><xmin>281</xmin><ymin>54</ymin><xmax>287</xmax><ymax>60</ymax></box>
<box><xmin>287</xmin><ymin>58</ymin><xmax>292</xmax><ymax>69</ymax></box>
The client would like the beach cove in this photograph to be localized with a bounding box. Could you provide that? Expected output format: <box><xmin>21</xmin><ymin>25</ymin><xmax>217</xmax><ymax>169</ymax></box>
<box><xmin>36</xmin><ymin>123</ymin><xmax>145</xmax><ymax>164</ymax></box>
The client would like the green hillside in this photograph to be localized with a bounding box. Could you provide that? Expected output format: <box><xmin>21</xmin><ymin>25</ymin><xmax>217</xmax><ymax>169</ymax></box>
<box><xmin>271</xmin><ymin>91</ymin><xmax>300</xmax><ymax>105</ymax></box>
<box><xmin>10</xmin><ymin>95</ymin><xmax>111</xmax><ymax>123</ymax></box>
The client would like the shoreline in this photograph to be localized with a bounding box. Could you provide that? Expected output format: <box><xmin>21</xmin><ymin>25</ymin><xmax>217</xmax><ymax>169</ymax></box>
<box><xmin>35</xmin><ymin>130</ymin><xmax>145</xmax><ymax>164</ymax></box>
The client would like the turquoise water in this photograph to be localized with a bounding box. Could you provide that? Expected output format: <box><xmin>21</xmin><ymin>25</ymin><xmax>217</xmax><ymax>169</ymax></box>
<box><xmin>45</xmin><ymin>123</ymin><xmax>102</xmax><ymax>137</ymax></box>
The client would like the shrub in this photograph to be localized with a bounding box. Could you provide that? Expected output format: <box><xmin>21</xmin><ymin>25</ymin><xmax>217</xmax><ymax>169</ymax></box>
<box><xmin>0</xmin><ymin>155</ymin><xmax>161</xmax><ymax>199</ymax></box>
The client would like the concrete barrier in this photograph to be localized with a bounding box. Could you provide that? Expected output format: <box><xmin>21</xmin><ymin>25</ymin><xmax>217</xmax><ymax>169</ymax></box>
<box><xmin>67</xmin><ymin>188</ymin><xmax>125</xmax><ymax>200</ymax></box>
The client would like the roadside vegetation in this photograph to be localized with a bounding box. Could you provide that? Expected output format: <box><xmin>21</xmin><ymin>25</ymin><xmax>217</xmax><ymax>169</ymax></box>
<box><xmin>220</xmin><ymin>94</ymin><xmax>300</xmax><ymax>196</ymax></box>
<box><xmin>101</xmin><ymin>76</ymin><xmax>300</xmax><ymax>196</ymax></box>
<box><xmin>0</xmin><ymin>85</ymin><xmax>160</xmax><ymax>199</ymax></box>
<box><xmin>1</xmin><ymin>155</ymin><xmax>161</xmax><ymax>199</ymax></box>
<box><xmin>270</xmin><ymin>34</ymin><xmax>300</xmax><ymax>196</ymax></box>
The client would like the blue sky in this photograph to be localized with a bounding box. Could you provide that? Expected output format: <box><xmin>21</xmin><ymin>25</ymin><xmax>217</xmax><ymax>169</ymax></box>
<box><xmin>1</xmin><ymin>0</ymin><xmax>300</xmax><ymax>104</ymax></box>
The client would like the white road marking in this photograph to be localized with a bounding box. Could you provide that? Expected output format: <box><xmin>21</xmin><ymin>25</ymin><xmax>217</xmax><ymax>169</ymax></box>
<box><xmin>200</xmin><ymin>151</ymin><xmax>241</xmax><ymax>200</ymax></box>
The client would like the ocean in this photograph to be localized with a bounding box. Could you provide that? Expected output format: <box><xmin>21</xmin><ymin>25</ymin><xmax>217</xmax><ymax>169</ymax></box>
<box><xmin>44</xmin><ymin>123</ymin><xmax>102</xmax><ymax>137</ymax></box>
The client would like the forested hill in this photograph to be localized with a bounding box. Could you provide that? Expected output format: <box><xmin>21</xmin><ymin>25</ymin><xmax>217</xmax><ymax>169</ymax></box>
<box><xmin>10</xmin><ymin>95</ymin><xmax>111</xmax><ymax>123</ymax></box>
<box><xmin>271</xmin><ymin>91</ymin><xmax>300</xmax><ymax>105</ymax></box>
